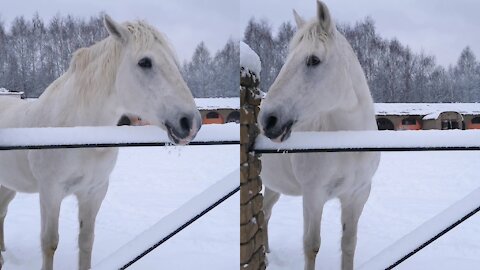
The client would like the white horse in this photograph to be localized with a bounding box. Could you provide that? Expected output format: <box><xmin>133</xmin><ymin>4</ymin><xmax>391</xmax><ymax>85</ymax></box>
<box><xmin>258</xmin><ymin>1</ymin><xmax>380</xmax><ymax>270</ymax></box>
<box><xmin>0</xmin><ymin>16</ymin><xmax>201</xmax><ymax>270</ymax></box>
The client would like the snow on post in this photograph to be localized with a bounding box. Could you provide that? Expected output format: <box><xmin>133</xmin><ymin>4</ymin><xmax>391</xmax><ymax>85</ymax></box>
<box><xmin>240</xmin><ymin>43</ymin><xmax>266</xmax><ymax>270</ymax></box>
<box><xmin>240</xmin><ymin>42</ymin><xmax>261</xmax><ymax>80</ymax></box>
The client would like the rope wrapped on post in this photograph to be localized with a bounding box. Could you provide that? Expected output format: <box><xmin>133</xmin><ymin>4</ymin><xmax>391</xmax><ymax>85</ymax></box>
<box><xmin>240</xmin><ymin>63</ymin><xmax>266</xmax><ymax>269</ymax></box>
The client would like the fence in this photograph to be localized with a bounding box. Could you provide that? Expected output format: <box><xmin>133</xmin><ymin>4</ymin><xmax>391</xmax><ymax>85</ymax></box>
<box><xmin>0</xmin><ymin>124</ymin><xmax>240</xmax><ymax>269</ymax></box>
<box><xmin>252</xmin><ymin>129</ymin><xmax>480</xmax><ymax>269</ymax></box>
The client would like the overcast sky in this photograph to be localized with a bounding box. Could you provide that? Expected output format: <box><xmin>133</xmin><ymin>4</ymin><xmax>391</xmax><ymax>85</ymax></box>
<box><xmin>240</xmin><ymin>0</ymin><xmax>480</xmax><ymax>67</ymax></box>
<box><xmin>0</xmin><ymin>0</ymin><xmax>240</xmax><ymax>62</ymax></box>
<box><xmin>2</xmin><ymin>0</ymin><xmax>478</xmax><ymax>67</ymax></box>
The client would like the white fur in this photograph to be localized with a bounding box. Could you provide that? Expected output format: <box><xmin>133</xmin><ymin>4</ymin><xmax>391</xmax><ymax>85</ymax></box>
<box><xmin>258</xmin><ymin>2</ymin><xmax>380</xmax><ymax>270</ymax></box>
<box><xmin>0</xmin><ymin>15</ymin><xmax>200</xmax><ymax>270</ymax></box>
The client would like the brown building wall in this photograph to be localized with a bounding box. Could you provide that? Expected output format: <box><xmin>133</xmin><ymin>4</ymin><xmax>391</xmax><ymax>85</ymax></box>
<box><xmin>200</xmin><ymin>108</ymin><xmax>240</xmax><ymax>124</ymax></box>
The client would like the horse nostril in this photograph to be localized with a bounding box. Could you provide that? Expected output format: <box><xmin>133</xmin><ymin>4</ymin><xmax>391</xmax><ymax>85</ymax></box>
<box><xmin>180</xmin><ymin>116</ymin><xmax>191</xmax><ymax>132</ymax></box>
<box><xmin>265</xmin><ymin>115</ymin><xmax>278</xmax><ymax>130</ymax></box>
<box><xmin>117</xmin><ymin>115</ymin><xmax>131</xmax><ymax>126</ymax></box>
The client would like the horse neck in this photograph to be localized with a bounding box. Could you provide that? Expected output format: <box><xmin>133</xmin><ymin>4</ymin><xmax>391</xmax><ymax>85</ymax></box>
<box><xmin>36</xmin><ymin>38</ymin><xmax>124</xmax><ymax>127</ymax></box>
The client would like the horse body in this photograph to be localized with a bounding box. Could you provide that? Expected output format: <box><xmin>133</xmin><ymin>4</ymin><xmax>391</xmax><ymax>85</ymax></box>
<box><xmin>0</xmin><ymin>15</ymin><xmax>200</xmax><ymax>270</ymax></box>
<box><xmin>259</xmin><ymin>2</ymin><xmax>380</xmax><ymax>270</ymax></box>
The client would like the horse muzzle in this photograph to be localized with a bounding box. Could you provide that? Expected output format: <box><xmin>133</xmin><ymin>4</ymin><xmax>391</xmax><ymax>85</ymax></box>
<box><xmin>165</xmin><ymin>113</ymin><xmax>201</xmax><ymax>145</ymax></box>
<box><xmin>260</xmin><ymin>113</ymin><xmax>295</xmax><ymax>143</ymax></box>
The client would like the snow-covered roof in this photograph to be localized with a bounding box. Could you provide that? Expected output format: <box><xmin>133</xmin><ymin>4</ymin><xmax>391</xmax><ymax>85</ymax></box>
<box><xmin>240</xmin><ymin>42</ymin><xmax>261</xmax><ymax>77</ymax></box>
<box><xmin>0</xmin><ymin>88</ymin><xmax>24</xmax><ymax>97</ymax></box>
<box><xmin>195</xmin><ymin>98</ymin><xmax>239</xmax><ymax>110</ymax></box>
<box><xmin>375</xmin><ymin>103</ymin><xmax>480</xmax><ymax>116</ymax></box>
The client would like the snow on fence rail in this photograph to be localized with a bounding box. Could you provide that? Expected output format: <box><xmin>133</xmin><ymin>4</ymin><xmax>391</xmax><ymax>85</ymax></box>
<box><xmin>254</xmin><ymin>130</ymin><xmax>480</xmax><ymax>153</ymax></box>
<box><xmin>0</xmin><ymin>123</ymin><xmax>239</xmax><ymax>150</ymax></box>
<box><xmin>253</xmin><ymin>129</ymin><xmax>480</xmax><ymax>269</ymax></box>
<box><xmin>93</xmin><ymin>169</ymin><xmax>239</xmax><ymax>270</ymax></box>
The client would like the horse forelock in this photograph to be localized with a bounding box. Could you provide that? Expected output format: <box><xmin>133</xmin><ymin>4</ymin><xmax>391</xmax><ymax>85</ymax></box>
<box><xmin>124</xmin><ymin>20</ymin><xmax>180</xmax><ymax>67</ymax></box>
<box><xmin>289</xmin><ymin>20</ymin><xmax>331</xmax><ymax>52</ymax></box>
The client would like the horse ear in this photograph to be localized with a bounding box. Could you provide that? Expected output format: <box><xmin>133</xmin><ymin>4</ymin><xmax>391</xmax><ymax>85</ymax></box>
<box><xmin>293</xmin><ymin>9</ymin><xmax>305</xmax><ymax>29</ymax></box>
<box><xmin>104</xmin><ymin>15</ymin><xmax>130</xmax><ymax>43</ymax></box>
<box><xmin>316</xmin><ymin>0</ymin><xmax>334</xmax><ymax>34</ymax></box>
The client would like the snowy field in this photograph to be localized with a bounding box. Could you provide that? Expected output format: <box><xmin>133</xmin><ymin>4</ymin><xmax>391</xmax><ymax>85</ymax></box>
<box><xmin>266</xmin><ymin>151</ymin><xmax>480</xmax><ymax>270</ymax></box>
<box><xmin>2</xmin><ymin>145</ymin><xmax>239</xmax><ymax>269</ymax></box>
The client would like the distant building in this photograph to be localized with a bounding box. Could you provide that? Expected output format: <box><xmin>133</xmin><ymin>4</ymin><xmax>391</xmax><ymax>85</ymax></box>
<box><xmin>0</xmin><ymin>88</ymin><xmax>25</xmax><ymax>99</ymax></box>
<box><xmin>375</xmin><ymin>103</ymin><xmax>480</xmax><ymax>130</ymax></box>
<box><xmin>196</xmin><ymin>98</ymin><xmax>240</xmax><ymax>124</ymax></box>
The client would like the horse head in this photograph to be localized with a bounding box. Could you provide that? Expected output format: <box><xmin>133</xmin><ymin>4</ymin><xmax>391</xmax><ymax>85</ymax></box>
<box><xmin>259</xmin><ymin>1</ymin><xmax>359</xmax><ymax>142</ymax></box>
<box><xmin>104</xmin><ymin>16</ymin><xmax>201</xmax><ymax>145</ymax></box>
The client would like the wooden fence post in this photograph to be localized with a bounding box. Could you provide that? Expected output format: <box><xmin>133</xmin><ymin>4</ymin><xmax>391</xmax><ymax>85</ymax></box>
<box><xmin>240</xmin><ymin>67</ymin><xmax>266</xmax><ymax>270</ymax></box>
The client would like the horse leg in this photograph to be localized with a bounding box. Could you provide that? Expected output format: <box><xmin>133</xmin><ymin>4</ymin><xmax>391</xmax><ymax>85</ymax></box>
<box><xmin>0</xmin><ymin>186</ymin><xmax>16</xmax><ymax>267</ymax></box>
<box><xmin>76</xmin><ymin>181</ymin><xmax>109</xmax><ymax>270</ymax></box>
<box><xmin>263</xmin><ymin>187</ymin><xmax>280</xmax><ymax>253</ymax></box>
<box><xmin>339</xmin><ymin>184</ymin><xmax>371</xmax><ymax>270</ymax></box>
<box><xmin>303</xmin><ymin>190</ymin><xmax>327</xmax><ymax>270</ymax></box>
<box><xmin>39</xmin><ymin>187</ymin><xmax>63</xmax><ymax>270</ymax></box>
<box><xmin>0</xmin><ymin>186</ymin><xmax>16</xmax><ymax>251</ymax></box>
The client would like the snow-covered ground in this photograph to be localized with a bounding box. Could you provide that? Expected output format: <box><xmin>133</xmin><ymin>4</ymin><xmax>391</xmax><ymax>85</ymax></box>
<box><xmin>266</xmin><ymin>151</ymin><xmax>480</xmax><ymax>270</ymax></box>
<box><xmin>3</xmin><ymin>140</ymin><xmax>480</xmax><ymax>270</ymax></box>
<box><xmin>2</xmin><ymin>145</ymin><xmax>239</xmax><ymax>269</ymax></box>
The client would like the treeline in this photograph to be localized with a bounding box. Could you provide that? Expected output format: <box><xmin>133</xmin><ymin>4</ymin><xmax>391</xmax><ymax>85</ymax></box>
<box><xmin>181</xmin><ymin>40</ymin><xmax>239</xmax><ymax>98</ymax></box>
<box><xmin>0</xmin><ymin>13</ymin><xmax>108</xmax><ymax>97</ymax></box>
<box><xmin>244</xmin><ymin>17</ymin><xmax>480</xmax><ymax>103</ymax></box>
<box><xmin>0</xmin><ymin>13</ymin><xmax>239</xmax><ymax>98</ymax></box>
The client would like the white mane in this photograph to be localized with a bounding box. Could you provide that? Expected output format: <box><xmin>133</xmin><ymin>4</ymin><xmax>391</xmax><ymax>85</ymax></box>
<box><xmin>41</xmin><ymin>20</ymin><xmax>178</xmax><ymax>105</ymax></box>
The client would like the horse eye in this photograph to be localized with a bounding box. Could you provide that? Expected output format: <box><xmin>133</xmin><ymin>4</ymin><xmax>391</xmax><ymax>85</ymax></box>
<box><xmin>306</xmin><ymin>55</ymin><xmax>321</xmax><ymax>67</ymax></box>
<box><xmin>138</xmin><ymin>57</ymin><xmax>152</xmax><ymax>69</ymax></box>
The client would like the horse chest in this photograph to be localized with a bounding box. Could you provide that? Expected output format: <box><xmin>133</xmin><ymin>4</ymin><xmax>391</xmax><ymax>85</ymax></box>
<box><xmin>262</xmin><ymin>152</ymin><xmax>377</xmax><ymax>198</ymax></box>
<box><xmin>29</xmin><ymin>148</ymin><xmax>119</xmax><ymax>194</ymax></box>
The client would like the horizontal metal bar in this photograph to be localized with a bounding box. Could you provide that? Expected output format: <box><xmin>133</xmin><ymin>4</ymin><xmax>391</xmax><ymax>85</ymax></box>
<box><xmin>255</xmin><ymin>146</ymin><xmax>480</xmax><ymax>154</ymax></box>
<box><xmin>0</xmin><ymin>141</ymin><xmax>239</xmax><ymax>151</ymax></box>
